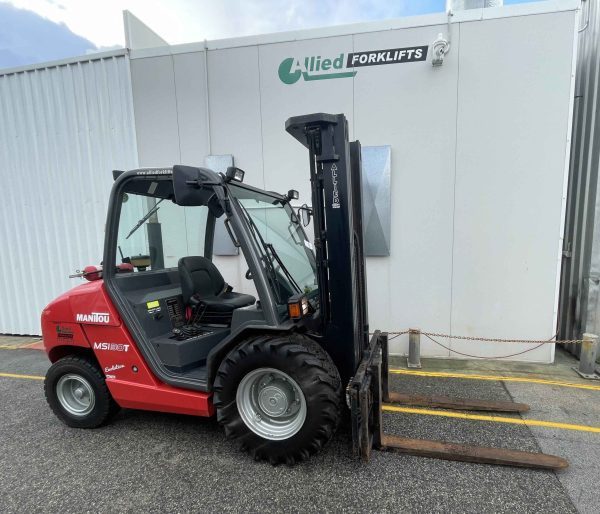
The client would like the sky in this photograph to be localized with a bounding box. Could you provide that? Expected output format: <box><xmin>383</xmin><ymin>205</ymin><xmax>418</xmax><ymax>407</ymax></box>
<box><xmin>0</xmin><ymin>0</ymin><xmax>539</xmax><ymax>69</ymax></box>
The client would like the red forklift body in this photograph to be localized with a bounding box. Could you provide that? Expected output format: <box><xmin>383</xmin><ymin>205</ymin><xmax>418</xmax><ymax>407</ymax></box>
<box><xmin>42</xmin><ymin>280</ymin><xmax>214</xmax><ymax>417</ymax></box>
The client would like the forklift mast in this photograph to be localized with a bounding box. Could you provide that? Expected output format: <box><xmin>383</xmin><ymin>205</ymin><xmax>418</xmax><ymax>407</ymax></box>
<box><xmin>286</xmin><ymin>113</ymin><xmax>569</xmax><ymax>469</ymax></box>
<box><xmin>286</xmin><ymin>113</ymin><xmax>369</xmax><ymax>383</ymax></box>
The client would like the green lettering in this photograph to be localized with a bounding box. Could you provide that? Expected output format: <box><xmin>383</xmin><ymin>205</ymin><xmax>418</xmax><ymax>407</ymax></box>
<box><xmin>278</xmin><ymin>57</ymin><xmax>302</xmax><ymax>85</ymax></box>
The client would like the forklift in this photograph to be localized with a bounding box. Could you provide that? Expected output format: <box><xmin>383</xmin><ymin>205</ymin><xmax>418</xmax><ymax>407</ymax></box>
<box><xmin>42</xmin><ymin>113</ymin><xmax>567</xmax><ymax>469</ymax></box>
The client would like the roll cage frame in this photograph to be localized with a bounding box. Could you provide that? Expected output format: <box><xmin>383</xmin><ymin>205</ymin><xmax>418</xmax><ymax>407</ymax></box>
<box><xmin>103</xmin><ymin>167</ymin><xmax>312</xmax><ymax>392</ymax></box>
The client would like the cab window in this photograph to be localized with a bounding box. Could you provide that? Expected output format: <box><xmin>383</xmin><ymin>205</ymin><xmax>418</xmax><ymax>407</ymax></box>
<box><xmin>116</xmin><ymin>191</ymin><xmax>209</xmax><ymax>271</ymax></box>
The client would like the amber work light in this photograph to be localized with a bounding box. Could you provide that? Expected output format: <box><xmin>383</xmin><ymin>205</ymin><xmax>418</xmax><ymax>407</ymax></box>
<box><xmin>287</xmin><ymin>294</ymin><xmax>309</xmax><ymax>320</ymax></box>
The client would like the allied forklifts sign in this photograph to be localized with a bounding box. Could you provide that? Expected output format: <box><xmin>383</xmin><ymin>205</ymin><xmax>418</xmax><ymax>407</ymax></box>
<box><xmin>278</xmin><ymin>45</ymin><xmax>428</xmax><ymax>85</ymax></box>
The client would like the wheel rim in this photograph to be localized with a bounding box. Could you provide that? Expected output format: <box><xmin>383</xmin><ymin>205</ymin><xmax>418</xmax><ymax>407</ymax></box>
<box><xmin>236</xmin><ymin>367</ymin><xmax>307</xmax><ymax>441</ymax></box>
<box><xmin>56</xmin><ymin>374</ymin><xmax>95</xmax><ymax>417</ymax></box>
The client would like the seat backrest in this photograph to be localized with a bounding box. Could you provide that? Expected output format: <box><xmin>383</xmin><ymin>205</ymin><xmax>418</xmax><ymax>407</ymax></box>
<box><xmin>178</xmin><ymin>256</ymin><xmax>225</xmax><ymax>304</ymax></box>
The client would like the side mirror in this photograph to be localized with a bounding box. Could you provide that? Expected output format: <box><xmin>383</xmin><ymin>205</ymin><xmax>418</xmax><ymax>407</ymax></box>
<box><xmin>299</xmin><ymin>204</ymin><xmax>312</xmax><ymax>227</ymax></box>
<box><xmin>173</xmin><ymin>165</ymin><xmax>219</xmax><ymax>206</ymax></box>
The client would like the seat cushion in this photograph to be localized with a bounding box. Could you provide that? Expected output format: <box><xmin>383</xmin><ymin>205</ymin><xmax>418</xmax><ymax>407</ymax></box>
<box><xmin>200</xmin><ymin>292</ymin><xmax>256</xmax><ymax>313</ymax></box>
<box><xmin>179</xmin><ymin>256</ymin><xmax>225</xmax><ymax>304</ymax></box>
<box><xmin>179</xmin><ymin>256</ymin><xmax>256</xmax><ymax>322</ymax></box>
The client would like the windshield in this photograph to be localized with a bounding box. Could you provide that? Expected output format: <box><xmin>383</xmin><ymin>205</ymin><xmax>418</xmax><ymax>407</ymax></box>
<box><xmin>228</xmin><ymin>184</ymin><xmax>318</xmax><ymax>305</ymax></box>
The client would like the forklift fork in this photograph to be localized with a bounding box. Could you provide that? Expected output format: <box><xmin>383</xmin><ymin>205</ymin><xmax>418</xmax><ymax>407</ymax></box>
<box><xmin>347</xmin><ymin>332</ymin><xmax>568</xmax><ymax>470</ymax></box>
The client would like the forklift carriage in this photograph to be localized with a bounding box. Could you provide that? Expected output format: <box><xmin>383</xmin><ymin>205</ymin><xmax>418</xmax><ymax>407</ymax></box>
<box><xmin>41</xmin><ymin>113</ymin><xmax>567</xmax><ymax>470</ymax></box>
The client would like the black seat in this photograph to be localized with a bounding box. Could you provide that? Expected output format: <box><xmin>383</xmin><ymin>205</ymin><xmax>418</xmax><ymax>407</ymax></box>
<box><xmin>178</xmin><ymin>256</ymin><xmax>255</xmax><ymax>324</ymax></box>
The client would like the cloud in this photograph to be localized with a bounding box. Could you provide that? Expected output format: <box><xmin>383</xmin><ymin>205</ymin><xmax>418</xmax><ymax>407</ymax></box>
<box><xmin>0</xmin><ymin>2</ymin><xmax>96</xmax><ymax>69</ymax></box>
<box><xmin>3</xmin><ymin>0</ymin><xmax>446</xmax><ymax>50</ymax></box>
<box><xmin>160</xmin><ymin>0</ymin><xmax>447</xmax><ymax>43</ymax></box>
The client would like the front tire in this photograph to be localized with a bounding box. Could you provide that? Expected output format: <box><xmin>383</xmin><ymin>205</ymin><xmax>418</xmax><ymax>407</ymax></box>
<box><xmin>213</xmin><ymin>334</ymin><xmax>342</xmax><ymax>465</ymax></box>
<box><xmin>44</xmin><ymin>356</ymin><xmax>119</xmax><ymax>428</ymax></box>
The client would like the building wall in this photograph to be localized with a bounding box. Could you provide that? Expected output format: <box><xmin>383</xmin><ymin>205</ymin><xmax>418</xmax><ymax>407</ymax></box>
<box><xmin>130</xmin><ymin>5</ymin><xmax>578</xmax><ymax>361</ymax></box>
<box><xmin>0</xmin><ymin>53</ymin><xmax>138</xmax><ymax>335</ymax></box>
<box><xmin>450</xmin><ymin>11</ymin><xmax>577</xmax><ymax>359</ymax></box>
<box><xmin>559</xmin><ymin>0</ymin><xmax>600</xmax><ymax>355</ymax></box>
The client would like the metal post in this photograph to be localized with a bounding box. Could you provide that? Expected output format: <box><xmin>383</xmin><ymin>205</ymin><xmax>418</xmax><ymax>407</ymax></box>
<box><xmin>573</xmin><ymin>333</ymin><xmax>600</xmax><ymax>380</ymax></box>
<box><xmin>407</xmin><ymin>328</ymin><xmax>422</xmax><ymax>369</ymax></box>
<box><xmin>380</xmin><ymin>332</ymin><xmax>390</xmax><ymax>402</ymax></box>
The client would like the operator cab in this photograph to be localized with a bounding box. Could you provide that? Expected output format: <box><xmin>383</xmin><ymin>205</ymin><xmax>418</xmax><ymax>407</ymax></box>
<box><xmin>104</xmin><ymin>166</ymin><xmax>318</xmax><ymax>388</ymax></box>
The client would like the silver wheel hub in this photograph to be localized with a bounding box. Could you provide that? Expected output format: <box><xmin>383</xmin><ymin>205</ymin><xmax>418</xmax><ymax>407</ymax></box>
<box><xmin>236</xmin><ymin>368</ymin><xmax>306</xmax><ymax>440</ymax></box>
<box><xmin>56</xmin><ymin>374</ymin><xmax>95</xmax><ymax>417</ymax></box>
<box><xmin>258</xmin><ymin>385</ymin><xmax>289</xmax><ymax>417</ymax></box>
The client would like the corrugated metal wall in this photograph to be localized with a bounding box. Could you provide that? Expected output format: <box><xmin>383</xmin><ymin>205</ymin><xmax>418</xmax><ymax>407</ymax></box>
<box><xmin>558</xmin><ymin>0</ymin><xmax>600</xmax><ymax>351</ymax></box>
<box><xmin>0</xmin><ymin>52</ymin><xmax>138</xmax><ymax>335</ymax></box>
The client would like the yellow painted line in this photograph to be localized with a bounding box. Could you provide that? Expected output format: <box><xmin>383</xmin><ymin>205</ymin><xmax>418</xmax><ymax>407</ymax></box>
<box><xmin>22</xmin><ymin>341</ymin><xmax>43</xmax><ymax>348</ymax></box>
<box><xmin>383</xmin><ymin>405</ymin><xmax>600</xmax><ymax>434</ymax></box>
<box><xmin>0</xmin><ymin>372</ymin><xmax>44</xmax><ymax>381</ymax></box>
<box><xmin>389</xmin><ymin>368</ymin><xmax>600</xmax><ymax>392</ymax></box>
<box><xmin>0</xmin><ymin>341</ymin><xmax>43</xmax><ymax>350</ymax></box>
<box><xmin>2</xmin><ymin>370</ymin><xmax>598</xmax><ymax>434</ymax></box>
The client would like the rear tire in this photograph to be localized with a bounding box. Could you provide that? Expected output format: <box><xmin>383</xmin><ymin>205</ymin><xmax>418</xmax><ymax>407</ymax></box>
<box><xmin>44</xmin><ymin>356</ymin><xmax>119</xmax><ymax>428</ymax></box>
<box><xmin>213</xmin><ymin>334</ymin><xmax>342</xmax><ymax>465</ymax></box>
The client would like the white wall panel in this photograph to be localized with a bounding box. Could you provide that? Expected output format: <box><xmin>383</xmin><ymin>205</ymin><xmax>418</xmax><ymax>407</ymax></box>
<box><xmin>173</xmin><ymin>52</ymin><xmax>209</xmax><ymax>164</ymax></box>
<box><xmin>0</xmin><ymin>54</ymin><xmax>138</xmax><ymax>335</ymax></box>
<box><xmin>130</xmin><ymin>55</ymin><xmax>180</xmax><ymax>166</ymax></box>
<box><xmin>208</xmin><ymin>46</ymin><xmax>263</xmax><ymax>182</ymax></box>
<box><xmin>353</xmin><ymin>23</ymin><xmax>459</xmax><ymax>357</ymax></box>
<box><xmin>451</xmin><ymin>11</ymin><xmax>577</xmax><ymax>362</ymax></box>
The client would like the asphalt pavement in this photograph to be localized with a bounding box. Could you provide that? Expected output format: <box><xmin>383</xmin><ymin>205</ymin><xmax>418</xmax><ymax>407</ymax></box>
<box><xmin>0</xmin><ymin>348</ymin><xmax>592</xmax><ymax>513</ymax></box>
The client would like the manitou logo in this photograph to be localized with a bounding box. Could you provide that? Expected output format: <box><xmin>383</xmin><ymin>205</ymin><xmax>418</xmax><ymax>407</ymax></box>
<box><xmin>76</xmin><ymin>312</ymin><xmax>110</xmax><ymax>323</ymax></box>
<box><xmin>93</xmin><ymin>342</ymin><xmax>129</xmax><ymax>352</ymax></box>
